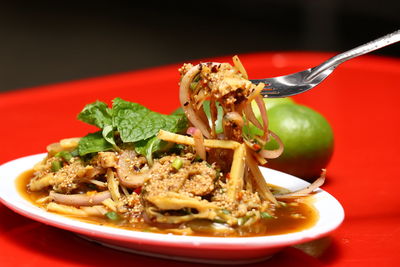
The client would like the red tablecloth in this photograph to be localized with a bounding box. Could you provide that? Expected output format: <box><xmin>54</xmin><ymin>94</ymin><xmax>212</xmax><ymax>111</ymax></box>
<box><xmin>1</xmin><ymin>52</ymin><xmax>399</xmax><ymax>266</ymax></box>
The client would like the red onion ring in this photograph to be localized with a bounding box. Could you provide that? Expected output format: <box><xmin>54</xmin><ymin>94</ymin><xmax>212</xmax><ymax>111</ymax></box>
<box><xmin>276</xmin><ymin>170</ymin><xmax>326</xmax><ymax>198</ymax></box>
<box><xmin>49</xmin><ymin>191</ymin><xmax>111</xmax><ymax>206</ymax></box>
<box><xmin>244</xmin><ymin>102</ymin><xmax>263</xmax><ymax>131</ymax></box>
<box><xmin>255</xmin><ymin>95</ymin><xmax>269</xmax><ymax>140</ymax></box>
<box><xmin>179</xmin><ymin>64</ymin><xmax>212</xmax><ymax>138</ymax></box>
<box><xmin>258</xmin><ymin>131</ymin><xmax>284</xmax><ymax>159</ymax></box>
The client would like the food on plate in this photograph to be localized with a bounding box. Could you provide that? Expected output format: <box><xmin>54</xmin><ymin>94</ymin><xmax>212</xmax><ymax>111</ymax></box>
<box><xmin>21</xmin><ymin>56</ymin><xmax>325</xmax><ymax>236</ymax></box>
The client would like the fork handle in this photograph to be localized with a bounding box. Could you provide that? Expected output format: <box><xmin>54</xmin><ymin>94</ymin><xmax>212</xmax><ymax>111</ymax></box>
<box><xmin>306</xmin><ymin>29</ymin><xmax>400</xmax><ymax>81</ymax></box>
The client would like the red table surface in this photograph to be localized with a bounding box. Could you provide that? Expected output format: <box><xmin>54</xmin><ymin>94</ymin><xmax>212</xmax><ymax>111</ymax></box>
<box><xmin>0</xmin><ymin>52</ymin><xmax>399</xmax><ymax>267</ymax></box>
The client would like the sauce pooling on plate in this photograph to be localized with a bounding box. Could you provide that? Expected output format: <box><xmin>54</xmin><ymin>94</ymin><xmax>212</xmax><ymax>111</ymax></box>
<box><xmin>18</xmin><ymin>169</ymin><xmax>318</xmax><ymax>237</ymax></box>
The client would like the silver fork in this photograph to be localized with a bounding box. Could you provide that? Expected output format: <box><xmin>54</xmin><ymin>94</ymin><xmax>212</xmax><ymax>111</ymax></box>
<box><xmin>252</xmin><ymin>29</ymin><xmax>400</xmax><ymax>98</ymax></box>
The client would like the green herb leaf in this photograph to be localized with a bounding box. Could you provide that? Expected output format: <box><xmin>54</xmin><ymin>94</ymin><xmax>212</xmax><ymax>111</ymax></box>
<box><xmin>102</xmin><ymin>125</ymin><xmax>116</xmax><ymax>146</ymax></box>
<box><xmin>77</xmin><ymin>101</ymin><xmax>112</xmax><ymax>129</ymax></box>
<box><xmin>77</xmin><ymin>98</ymin><xmax>188</xmax><ymax>157</ymax></box>
<box><xmin>78</xmin><ymin>131</ymin><xmax>114</xmax><ymax>156</ymax></box>
<box><xmin>112</xmin><ymin>98</ymin><xmax>187</xmax><ymax>143</ymax></box>
<box><xmin>134</xmin><ymin>136</ymin><xmax>165</xmax><ymax>164</ymax></box>
<box><xmin>70</xmin><ymin>149</ymin><xmax>79</xmax><ymax>157</ymax></box>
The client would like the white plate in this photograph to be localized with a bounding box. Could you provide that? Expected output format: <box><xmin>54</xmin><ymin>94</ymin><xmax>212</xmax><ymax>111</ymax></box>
<box><xmin>0</xmin><ymin>154</ymin><xmax>344</xmax><ymax>264</ymax></box>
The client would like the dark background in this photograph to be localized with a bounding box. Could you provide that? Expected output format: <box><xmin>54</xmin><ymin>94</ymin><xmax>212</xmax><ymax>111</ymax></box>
<box><xmin>0</xmin><ymin>0</ymin><xmax>399</xmax><ymax>92</ymax></box>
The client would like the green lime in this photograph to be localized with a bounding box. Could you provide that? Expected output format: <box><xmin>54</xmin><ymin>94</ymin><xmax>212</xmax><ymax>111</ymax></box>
<box><xmin>251</xmin><ymin>97</ymin><xmax>295</xmax><ymax>117</ymax></box>
<box><xmin>264</xmin><ymin>103</ymin><xmax>334</xmax><ymax>180</ymax></box>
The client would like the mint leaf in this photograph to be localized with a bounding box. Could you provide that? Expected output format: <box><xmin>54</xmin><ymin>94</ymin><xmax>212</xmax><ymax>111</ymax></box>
<box><xmin>102</xmin><ymin>125</ymin><xmax>116</xmax><ymax>146</ymax></box>
<box><xmin>112</xmin><ymin>98</ymin><xmax>187</xmax><ymax>143</ymax></box>
<box><xmin>78</xmin><ymin>131</ymin><xmax>114</xmax><ymax>156</ymax></box>
<box><xmin>77</xmin><ymin>101</ymin><xmax>112</xmax><ymax>129</ymax></box>
<box><xmin>171</xmin><ymin>113</ymin><xmax>189</xmax><ymax>133</ymax></box>
<box><xmin>77</xmin><ymin>98</ymin><xmax>188</xmax><ymax>157</ymax></box>
<box><xmin>134</xmin><ymin>136</ymin><xmax>159</xmax><ymax>156</ymax></box>
<box><xmin>134</xmin><ymin>136</ymin><xmax>164</xmax><ymax>164</ymax></box>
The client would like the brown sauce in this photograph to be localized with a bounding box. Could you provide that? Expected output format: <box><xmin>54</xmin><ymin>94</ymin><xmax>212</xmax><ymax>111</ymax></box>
<box><xmin>17</xmin><ymin>170</ymin><xmax>318</xmax><ymax>237</ymax></box>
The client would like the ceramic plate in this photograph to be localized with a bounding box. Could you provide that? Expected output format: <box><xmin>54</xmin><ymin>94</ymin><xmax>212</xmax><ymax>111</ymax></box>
<box><xmin>0</xmin><ymin>153</ymin><xmax>344</xmax><ymax>264</ymax></box>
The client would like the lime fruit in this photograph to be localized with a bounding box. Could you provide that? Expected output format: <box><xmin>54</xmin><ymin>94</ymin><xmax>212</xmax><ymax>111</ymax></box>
<box><xmin>264</xmin><ymin>103</ymin><xmax>334</xmax><ymax>180</ymax></box>
<box><xmin>251</xmin><ymin>97</ymin><xmax>295</xmax><ymax>117</ymax></box>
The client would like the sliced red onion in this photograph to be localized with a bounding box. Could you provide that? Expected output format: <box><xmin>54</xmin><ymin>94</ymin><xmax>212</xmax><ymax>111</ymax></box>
<box><xmin>179</xmin><ymin>64</ymin><xmax>214</xmax><ymax>138</ymax></box>
<box><xmin>49</xmin><ymin>191</ymin><xmax>111</xmax><ymax>206</ymax></box>
<box><xmin>258</xmin><ymin>131</ymin><xmax>284</xmax><ymax>159</ymax></box>
<box><xmin>255</xmin><ymin>95</ymin><xmax>269</xmax><ymax>140</ymax></box>
<box><xmin>276</xmin><ymin>170</ymin><xmax>326</xmax><ymax>199</ymax></box>
<box><xmin>244</xmin><ymin>103</ymin><xmax>263</xmax><ymax>131</ymax></box>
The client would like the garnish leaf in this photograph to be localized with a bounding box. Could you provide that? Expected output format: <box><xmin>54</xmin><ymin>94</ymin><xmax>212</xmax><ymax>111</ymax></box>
<box><xmin>134</xmin><ymin>136</ymin><xmax>163</xmax><ymax>165</ymax></box>
<box><xmin>102</xmin><ymin>125</ymin><xmax>116</xmax><ymax>146</ymax></box>
<box><xmin>112</xmin><ymin>98</ymin><xmax>187</xmax><ymax>143</ymax></box>
<box><xmin>77</xmin><ymin>98</ymin><xmax>188</xmax><ymax>157</ymax></box>
<box><xmin>78</xmin><ymin>131</ymin><xmax>114</xmax><ymax>156</ymax></box>
<box><xmin>77</xmin><ymin>101</ymin><xmax>112</xmax><ymax>129</ymax></box>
